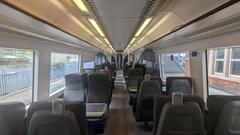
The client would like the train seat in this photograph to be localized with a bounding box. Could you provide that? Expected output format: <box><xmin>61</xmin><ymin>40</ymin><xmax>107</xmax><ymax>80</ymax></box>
<box><xmin>207</xmin><ymin>95</ymin><xmax>240</xmax><ymax>135</ymax></box>
<box><xmin>27</xmin><ymin>100</ymin><xmax>87</xmax><ymax>135</ymax></box>
<box><xmin>213</xmin><ymin>101</ymin><xmax>240</xmax><ymax>135</ymax></box>
<box><xmin>28</xmin><ymin>100</ymin><xmax>80</xmax><ymax>135</ymax></box>
<box><xmin>166</xmin><ymin>77</ymin><xmax>192</xmax><ymax>95</ymax></box>
<box><xmin>135</xmin><ymin>80</ymin><xmax>162</xmax><ymax>123</ymax></box>
<box><xmin>155</xmin><ymin>92</ymin><xmax>205</xmax><ymax>135</ymax></box>
<box><xmin>153</xmin><ymin>95</ymin><xmax>205</xmax><ymax>135</ymax></box>
<box><xmin>64</xmin><ymin>73</ymin><xmax>87</xmax><ymax>102</ymax></box>
<box><xmin>87</xmin><ymin>72</ymin><xmax>111</xmax><ymax>105</ymax></box>
<box><xmin>0</xmin><ymin>102</ymin><xmax>25</xmax><ymax>135</ymax></box>
<box><xmin>127</xmin><ymin>68</ymin><xmax>143</xmax><ymax>92</ymax></box>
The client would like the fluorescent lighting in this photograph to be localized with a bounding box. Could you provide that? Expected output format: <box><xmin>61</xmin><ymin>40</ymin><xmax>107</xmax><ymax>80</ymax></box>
<box><xmin>73</xmin><ymin>0</ymin><xmax>89</xmax><ymax>13</ymax></box>
<box><xmin>95</xmin><ymin>37</ymin><xmax>103</xmax><ymax>44</ymax></box>
<box><xmin>135</xmin><ymin>17</ymin><xmax>152</xmax><ymax>37</ymax></box>
<box><xmin>88</xmin><ymin>18</ymin><xmax>105</xmax><ymax>37</ymax></box>
<box><xmin>70</xmin><ymin>15</ymin><xmax>93</xmax><ymax>35</ymax></box>
<box><xmin>146</xmin><ymin>13</ymin><xmax>171</xmax><ymax>35</ymax></box>
<box><xmin>129</xmin><ymin>37</ymin><xmax>136</xmax><ymax>44</ymax></box>
<box><xmin>104</xmin><ymin>38</ymin><xmax>110</xmax><ymax>44</ymax></box>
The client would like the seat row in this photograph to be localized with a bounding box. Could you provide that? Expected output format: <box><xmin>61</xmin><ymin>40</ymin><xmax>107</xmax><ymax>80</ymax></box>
<box><xmin>64</xmin><ymin>70</ymin><xmax>115</xmax><ymax>134</ymax></box>
<box><xmin>126</xmin><ymin>68</ymin><xmax>192</xmax><ymax>95</ymax></box>
<box><xmin>64</xmin><ymin>70</ymin><xmax>115</xmax><ymax>105</ymax></box>
<box><xmin>153</xmin><ymin>94</ymin><xmax>240</xmax><ymax>135</ymax></box>
<box><xmin>127</xmin><ymin>69</ymin><xmax>240</xmax><ymax>135</ymax></box>
<box><xmin>126</xmin><ymin>68</ymin><xmax>193</xmax><ymax>126</ymax></box>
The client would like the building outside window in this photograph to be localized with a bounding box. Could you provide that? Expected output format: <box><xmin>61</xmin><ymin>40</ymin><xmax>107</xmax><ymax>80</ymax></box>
<box><xmin>50</xmin><ymin>52</ymin><xmax>79</xmax><ymax>94</ymax></box>
<box><xmin>214</xmin><ymin>48</ymin><xmax>225</xmax><ymax>74</ymax></box>
<box><xmin>229</xmin><ymin>47</ymin><xmax>240</xmax><ymax>76</ymax></box>
<box><xmin>0</xmin><ymin>48</ymin><xmax>34</xmax><ymax>104</ymax></box>
<box><xmin>207</xmin><ymin>46</ymin><xmax>240</xmax><ymax>96</ymax></box>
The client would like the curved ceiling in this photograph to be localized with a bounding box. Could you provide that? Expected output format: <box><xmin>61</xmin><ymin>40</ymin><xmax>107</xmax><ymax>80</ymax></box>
<box><xmin>1</xmin><ymin>0</ymin><xmax>116</xmax><ymax>54</ymax></box>
<box><xmin>1</xmin><ymin>0</ymin><xmax>235</xmax><ymax>54</ymax></box>
<box><xmin>93</xmin><ymin>0</ymin><xmax>147</xmax><ymax>51</ymax></box>
<box><xmin>124</xmin><ymin>0</ymin><xmax>232</xmax><ymax>53</ymax></box>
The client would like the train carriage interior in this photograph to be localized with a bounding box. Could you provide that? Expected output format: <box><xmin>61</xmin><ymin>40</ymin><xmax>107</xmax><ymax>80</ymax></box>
<box><xmin>0</xmin><ymin>0</ymin><xmax>240</xmax><ymax>135</ymax></box>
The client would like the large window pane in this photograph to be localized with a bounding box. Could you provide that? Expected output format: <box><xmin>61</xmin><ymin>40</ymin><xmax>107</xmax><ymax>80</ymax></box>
<box><xmin>207</xmin><ymin>48</ymin><xmax>240</xmax><ymax>96</ymax></box>
<box><xmin>216</xmin><ymin>49</ymin><xmax>225</xmax><ymax>59</ymax></box>
<box><xmin>0</xmin><ymin>48</ymin><xmax>34</xmax><ymax>104</ymax></box>
<box><xmin>161</xmin><ymin>52</ymin><xmax>190</xmax><ymax>79</ymax></box>
<box><xmin>50</xmin><ymin>52</ymin><xmax>79</xmax><ymax>94</ymax></box>
<box><xmin>231</xmin><ymin>47</ymin><xmax>240</xmax><ymax>59</ymax></box>
<box><xmin>215</xmin><ymin>61</ymin><xmax>224</xmax><ymax>73</ymax></box>
<box><xmin>230</xmin><ymin>61</ymin><xmax>240</xmax><ymax>75</ymax></box>
<box><xmin>214</xmin><ymin>48</ymin><xmax>225</xmax><ymax>74</ymax></box>
<box><xmin>230</xmin><ymin>47</ymin><xmax>240</xmax><ymax>76</ymax></box>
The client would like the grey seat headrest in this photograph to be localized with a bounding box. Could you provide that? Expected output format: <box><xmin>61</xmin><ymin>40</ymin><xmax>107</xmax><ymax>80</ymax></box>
<box><xmin>172</xmin><ymin>92</ymin><xmax>183</xmax><ymax>105</ymax></box>
<box><xmin>144</xmin><ymin>74</ymin><xmax>151</xmax><ymax>80</ymax></box>
<box><xmin>52</xmin><ymin>98</ymin><xmax>65</xmax><ymax>114</ymax></box>
<box><xmin>28</xmin><ymin>110</ymin><xmax>81</xmax><ymax>135</ymax></box>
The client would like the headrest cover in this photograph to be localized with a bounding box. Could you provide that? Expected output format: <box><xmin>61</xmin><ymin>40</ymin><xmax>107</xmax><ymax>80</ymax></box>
<box><xmin>144</xmin><ymin>74</ymin><xmax>151</xmax><ymax>80</ymax></box>
<box><xmin>52</xmin><ymin>98</ymin><xmax>65</xmax><ymax>114</ymax></box>
<box><xmin>172</xmin><ymin>92</ymin><xmax>183</xmax><ymax>105</ymax></box>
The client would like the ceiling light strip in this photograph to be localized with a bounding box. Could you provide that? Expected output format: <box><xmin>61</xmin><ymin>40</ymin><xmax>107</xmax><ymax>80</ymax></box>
<box><xmin>73</xmin><ymin>0</ymin><xmax>89</xmax><ymax>13</ymax></box>
<box><xmin>88</xmin><ymin>18</ymin><xmax>105</xmax><ymax>37</ymax></box>
<box><xmin>135</xmin><ymin>17</ymin><xmax>152</xmax><ymax>37</ymax></box>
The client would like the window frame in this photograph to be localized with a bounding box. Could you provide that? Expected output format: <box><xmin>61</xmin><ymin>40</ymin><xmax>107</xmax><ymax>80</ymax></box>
<box><xmin>214</xmin><ymin>49</ymin><xmax>225</xmax><ymax>75</ymax></box>
<box><xmin>49</xmin><ymin>52</ymin><xmax>80</xmax><ymax>95</ymax></box>
<box><xmin>228</xmin><ymin>48</ymin><xmax>240</xmax><ymax>78</ymax></box>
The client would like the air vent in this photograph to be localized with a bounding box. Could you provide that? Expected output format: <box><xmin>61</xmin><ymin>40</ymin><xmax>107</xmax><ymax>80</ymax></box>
<box><xmin>126</xmin><ymin>0</ymin><xmax>157</xmax><ymax>47</ymax></box>
<box><xmin>84</xmin><ymin>0</ymin><xmax>112</xmax><ymax>45</ymax></box>
<box><xmin>139</xmin><ymin>0</ymin><xmax>156</xmax><ymax>19</ymax></box>
<box><xmin>85</xmin><ymin>0</ymin><xmax>98</xmax><ymax>17</ymax></box>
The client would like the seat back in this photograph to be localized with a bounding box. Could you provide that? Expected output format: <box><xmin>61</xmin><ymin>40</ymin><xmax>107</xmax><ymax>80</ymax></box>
<box><xmin>128</xmin><ymin>68</ymin><xmax>143</xmax><ymax>79</ymax></box>
<box><xmin>153</xmin><ymin>95</ymin><xmax>205</xmax><ymax>135</ymax></box>
<box><xmin>64</xmin><ymin>73</ymin><xmax>87</xmax><ymax>102</ymax></box>
<box><xmin>87</xmin><ymin>72</ymin><xmax>110</xmax><ymax>104</ymax></box>
<box><xmin>213</xmin><ymin>101</ymin><xmax>240</xmax><ymax>135</ymax></box>
<box><xmin>65</xmin><ymin>73</ymin><xmax>85</xmax><ymax>90</ymax></box>
<box><xmin>0</xmin><ymin>102</ymin><xmax>25</xmax><ymax>135</ymax></box>
<box><xmin>135</xmin><ymin>80</ymin><xmax>161</xmax><ymax>121</ymax></box>
<box><xmin>127</xmin><ymin>68</ymin><xmax>143</xmax><ymax>91</ymax></box>
<box><xmin>156</xmin><ymin>102</ymin><xmax>205</xmax><ymax>135</ymax></box>
<box><xmin>207</xmin><ymin>95</ymin><xmax>240</xmax><ymax>135</ymax></box>
<box><xmin>166</xmin><ymin>77</ymin><xmax>192</xmax><ymax>95</ymax></box>
<box><xmin>27</xmin><ymin>101</ymin><xmax>87</xmax><ymax>135</ymax></box>
<box><xmin>28</xmin><ymin>110</ymin><xmax>81</xmax><ymax>135</ymax></box>
<box><xmin>134</xmin><ymin>64</ymin><xmax>146</xmax><ymax>76</ymax></box>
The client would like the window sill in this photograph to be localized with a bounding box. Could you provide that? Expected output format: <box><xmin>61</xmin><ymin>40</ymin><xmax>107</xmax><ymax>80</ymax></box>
<box><xmin>209</xmin><ymin>74</ymin><xmax>240</xmax><ymax>83</ymax></box>
<box><xmin>49</xmin><ymin>87</ymin><xmax>65</xmax><ymax>98</ymax></box>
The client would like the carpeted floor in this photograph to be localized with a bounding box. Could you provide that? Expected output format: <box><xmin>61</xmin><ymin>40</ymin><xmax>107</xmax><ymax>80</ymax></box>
<box><xmin>103</xmin><ymin>70</ymin><xmax>152</xmax><ymax>135</ymax></box>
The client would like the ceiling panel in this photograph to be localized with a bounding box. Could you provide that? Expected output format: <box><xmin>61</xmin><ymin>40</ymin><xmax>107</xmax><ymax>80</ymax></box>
<box><xmin>93</xmin><ymin>0</ymin><xmax>147</xmax><ymax>51</ymax></box>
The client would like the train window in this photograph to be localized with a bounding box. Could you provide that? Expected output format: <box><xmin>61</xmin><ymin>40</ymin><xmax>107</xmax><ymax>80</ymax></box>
<box><xmin>83</xmin><ymin>61</ymin><xmax>94</xmax><ymax>69</ymax></box>
<box><xmin>160</xmin><ymin>52</ymin><xmax>190</xmax><ymax>79</ymax></box>
<box><xmin>50</xmin><ymin>52</ymin><xmax>79</xmax><ymax>94</ymax></box>
<box><xmin>95</xmin><ymin>52</ymin><xmax>106</xmax><ymax>65</ymax></box>
<box><xmin>0</xmin><ymin>48</ymin><xmax>34</xmax><ymax>104</ymax></box>
<box><xmin>207</xmin><ymin>47</ymin><xmax>240</xmax><ymax>95</ymax></box>
<box><xmin>83</xmin><ymin>61</ymin><xmax>94</xmax><ymax>73</ymax></box>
